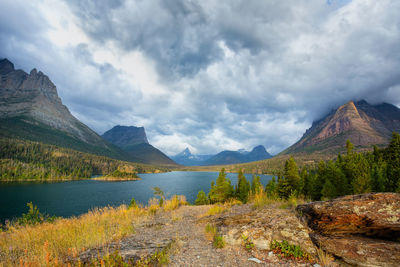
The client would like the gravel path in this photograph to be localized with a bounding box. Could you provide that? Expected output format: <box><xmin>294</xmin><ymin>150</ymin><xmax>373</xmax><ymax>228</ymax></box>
<box><xmin>79</xmin><ymin>205</ymin><xmax>314</xmax><ymax>266</ymax></box>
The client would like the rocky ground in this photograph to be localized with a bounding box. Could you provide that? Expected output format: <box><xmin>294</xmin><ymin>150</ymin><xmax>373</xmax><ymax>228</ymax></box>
<box><xmin>78</xmin><ymin>193</ymin><xmax>400</xmax><ymax>266</ymax></box>
<box><xmin>79</xmin><ymin>204</ymin><xmax>324</xmax><ymax>266</ymax></box>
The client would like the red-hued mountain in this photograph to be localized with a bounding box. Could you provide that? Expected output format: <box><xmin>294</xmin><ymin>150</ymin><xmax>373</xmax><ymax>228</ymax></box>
<box><xmin>283</xmin><ymin>100</ymin><xmax>400</xmax><ymax>154</ymax></box>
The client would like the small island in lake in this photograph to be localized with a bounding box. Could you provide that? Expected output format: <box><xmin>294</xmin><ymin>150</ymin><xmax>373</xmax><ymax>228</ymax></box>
<box><xmin>93</xmin><ymin>169</ymin><xmax>141</xmax><ymax>181</ymax></box>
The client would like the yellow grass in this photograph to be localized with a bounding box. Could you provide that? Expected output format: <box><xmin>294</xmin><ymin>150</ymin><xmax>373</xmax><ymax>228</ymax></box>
<box><xmin>163</xmin><ymin>195</ymin><xmax>187</xmax><ymax>211</ymax></box>
<box><xmin>207</xmin><ymin>205</ymin><xmax>227</xmax><ymax>216</ymax></box>
<box><xmin>0</xmin><ymin>195</ymin><xmax>188</xmax><ymax>266</ymax></box>
<box><xmin>249</xmin><ymin>189</ymin><xmax>307</xmax><ymax>209</ymax></box>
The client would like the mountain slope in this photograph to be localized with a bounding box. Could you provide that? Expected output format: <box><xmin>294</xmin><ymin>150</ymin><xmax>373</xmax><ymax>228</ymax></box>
<box><xmin>203</xmin><ymin>145</ymin><xmax>272</xmax><ymax>166</ymax></box>
<box><xmin>173</xmin><ymin>145</ymin><xmax>272</xmax><ymax>166</ymax></box>
<box><xmin>102</xmin><ymin>125</ymin><xmax>177</xmax><ymax>166</ymax></box>
<box><xmin>0</xmin><ymin>58</ymin><xmax>124</xmax><ymax>159</ymax></box>
<box><xmin>283</xmin><ymin>100</ymin><xmax>400</xmax><ymax>154</ymax></box>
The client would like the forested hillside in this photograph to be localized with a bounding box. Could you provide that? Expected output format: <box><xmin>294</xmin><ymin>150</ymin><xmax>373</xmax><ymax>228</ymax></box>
<box><xmin>0</xmin><ymin>138</ymin><xmax>171</xmax><ymax>181</ymax></box>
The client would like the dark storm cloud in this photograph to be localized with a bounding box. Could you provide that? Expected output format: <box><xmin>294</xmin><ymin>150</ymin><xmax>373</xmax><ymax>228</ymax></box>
<box><xmin>1</xmin><ymin>0</ymin><xmax>400</xmax><ymax>155</ymax></box>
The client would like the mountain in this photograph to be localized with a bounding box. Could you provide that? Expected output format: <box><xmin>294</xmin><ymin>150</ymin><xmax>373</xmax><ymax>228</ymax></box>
<box><xmin>171</xmin><ymin>147</ymin><xmax>213</xmax><ymax>166</ymax></box>
<box><xmin>102</xmin><ymin>125</ymin><xmax>177</xmax><ymax>166</ymax></box>
<box><xmin>102</xmin><ymin>125</ymin><xmax>149</xmax><ymax>147</ymax></box>
<box><xmin>173</xmin><ymin>145</ymin><xmax>272</xmax><ymax>166</ymax></box>
<box><xmin>203</xmin><ymin>145</ymin><xmax>272</xmax><ymax>166</ymax></box>
<box><xmin>0</xmin><ymin>58</ymin><xmax>124</xmax><ymax>158</ymax></box>
<box><xmin>283</xmin><ymin>100</ymin><xmax>400</xmax><ymax>154</ymax></box>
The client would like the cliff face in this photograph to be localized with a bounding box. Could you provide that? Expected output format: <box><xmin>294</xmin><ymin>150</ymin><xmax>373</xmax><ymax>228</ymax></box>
<box><xmin>0</xmin><ymin>58</ymin><xmax>120</xmax><ymax>156</ymax></box>
<box><xmin>284</xmin><ymin>100</ymin><xmax>400</xmax><ymax>154</ymax></box>
<box><xmin>102</xmin><ymin>125</ymin><xmax>178</xmax><ymax>166</ymax></box>
<box><xmin>102</xmin><ymin>126</ymin><xmax>149</xmax><ymax>148</ymax></box>
<box><xmin>1</xmin><ymin>58</ymin><xmax>101</xmax><ymax>145</ymax></box>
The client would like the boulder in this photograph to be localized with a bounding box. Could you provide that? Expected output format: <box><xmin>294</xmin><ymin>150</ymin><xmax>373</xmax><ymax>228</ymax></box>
<box><xmin>297</xmin><ymin>193</ymin><xmax>400</xmax><ymax>266</ymax></box>
<box><xmin>310</xmin><ymin>233</ymin><xmax>400</xmax><ymax>267</ymax></box>
<box><xmin>207</xmin><ymin>204</ymin><xmax>316</xmax><ymax>255</ymax></box>
<box><xmin>296</xmin><ymin>193</ymin><xmax>400</xmax><ymax>240</ymax></box>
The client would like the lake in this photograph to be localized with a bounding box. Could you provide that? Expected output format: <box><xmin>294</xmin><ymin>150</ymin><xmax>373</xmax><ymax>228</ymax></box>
<box><xmin>0</xmin><ymin>171</ymin><xmax>272</xmax><ymax>223</ymax></box>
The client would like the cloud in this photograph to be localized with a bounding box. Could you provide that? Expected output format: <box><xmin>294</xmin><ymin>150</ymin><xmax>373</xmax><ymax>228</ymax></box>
<box><xmin>1</xmin><ymin>0</ymin><xmax>400</xmax><ymax>155</ymax></box>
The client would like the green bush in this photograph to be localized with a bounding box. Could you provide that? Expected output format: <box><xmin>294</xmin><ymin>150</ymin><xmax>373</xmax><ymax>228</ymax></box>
<box><xmin>271</xmin><ymin>240</ymin><xmax>311</xmax><ymax>261</ymax></box>
<box><xmin>17</xmin><ymin>202</ymin><xmax>56</xmax><ymax>226</ymax></box>
<box><xmin>129</xmin><ymin>197</ymin><xmax>137</xmax><ymax>209</ymax></box>
<box><xmin>242</xmin><ymin>234</ymin><xmax>255</xmax><ymax>251</ymax></box>
<box><xmin>195</xmin><ymin>190</ymin><xmax>208</xmax><ymax>205</ymax></box>
<box><xmin>213</xmin><ymin>235</ymin><xmax>225</xmax><ymax>249</ymax></box>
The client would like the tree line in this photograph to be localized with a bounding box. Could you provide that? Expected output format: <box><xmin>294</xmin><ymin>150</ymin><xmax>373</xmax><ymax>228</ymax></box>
<box><xmin>0</xmin><ymin>138</ymin><xmax>168</xmax><ymax>181</ymax></box>
<box><xmin>196</xmin><ymin>132</ymin><xmax>400</xmax><ymax>204</ymax></box>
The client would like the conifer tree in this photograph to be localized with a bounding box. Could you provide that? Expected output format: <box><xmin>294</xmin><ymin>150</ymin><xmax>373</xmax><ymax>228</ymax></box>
<box><xmin>265</xmin><ymin>176</ymin><xmax>277</xmax><ymax>198</ymax></box>
<box><xmin>195</xmin><ymin>190</ymin><xmax>208</xmax><ymax>205</ymax></box>
<box><xmin>208</xmin><ymin>168</ymin><xmax>234</xmax><ymax>203</ymax></box>
<box><xmin>384</xmin><ymin>132</ymin><xmax>400</xmax><ymax>191</ymax></box>
<box><xmin>277</xmin><ymin>157</ymin><xmax>300</xmax><ymax>199</ymax></box>
<box><xmin>251</xmin><ymin>175</ymin><xmax>263</xmax><ymax>194</ymax></box>
<box><xmin>235</xmin><ymin>169</ymin><xmax>250</xmax><ymax>203</ymax></box>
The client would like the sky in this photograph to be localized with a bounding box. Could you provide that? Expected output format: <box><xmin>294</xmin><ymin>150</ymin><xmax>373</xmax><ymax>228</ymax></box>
<box><xmin>1</xmin><ymin>0</ymin><xmax>400</xmax><ymax>155</ymax></box>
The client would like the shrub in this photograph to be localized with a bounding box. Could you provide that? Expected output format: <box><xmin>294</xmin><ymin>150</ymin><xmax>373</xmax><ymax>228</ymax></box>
<box><xmin>271</xmin><ymin>240</ymin><xmax>312</xmax><ymax>261</ymax></box>
<box><xmin>242</xmin><ymin>234</ymin><xmax>255</xmax><ymax>251</ymax></box>
<box><xmin>207</xmin><ymin>205</ymin><xmax>226</xmax><ymax>215</ymax></box>
<box><xmin>195</xmin><ymin>190</ymin><xmax>208</xmax><ymax>205</ymax></box>
<box><xmin>17</xmin><ymin>202</ymin><xmax>56</xmax><ymax>226</ymax></box>
<box><xmin>163</xmin><ymin>195</ymin><xmax>187</xmax><ymax>211</ymax></box>
<box><xmin>129</xmin><ymin>197</ymin><xmax>137</xmax><ymax>209</ymax></box>
<box><xmin>213</xmin><ymin>235</ymin><xmax>225</xmax><ymax>249</ymax></box>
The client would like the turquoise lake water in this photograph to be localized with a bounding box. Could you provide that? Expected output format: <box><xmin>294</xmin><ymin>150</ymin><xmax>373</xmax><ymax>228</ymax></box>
<box><xmin>0</xmin><ymin>171</ymin><xmax>272</xmax><ymax>223</ymax></box>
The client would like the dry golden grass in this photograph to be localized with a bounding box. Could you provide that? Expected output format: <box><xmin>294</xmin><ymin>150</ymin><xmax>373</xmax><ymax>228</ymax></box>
<box><xmin>249</xmin><ymin>189</ymin><xmax>307</xmax><ymax>209</ymax></box>
<box><xmin>316</xmin><ymin>247</ymin><xmax>335</xmax><ymax>267</ymax></box>
<box><xmin>0</xmin><ymin>204</ymin><xmax>145</xmax><ymax>266</ymax></box>
<box><xmin>207</xmin><ymin>205</ymin><xmax>227</xmax><ymax>216</ymax></box>
<box><xmin>0</xmin><ymin>195</ymin><xmax>188</xmax><ymax>266</ymax></box>
<box><xmin>163</xmin><ymin>195</ymin><xmax>187</xmax><ymax>211</ymax></box>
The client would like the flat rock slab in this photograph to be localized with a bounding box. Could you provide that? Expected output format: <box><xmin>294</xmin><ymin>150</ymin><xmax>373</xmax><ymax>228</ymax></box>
<box><xmin>296</xmin><ymin>193</ymin><xmax>400</xmax><ymax>240</ymax></box>
<box><xmin>297</xmin><ymin>193</ymin><xmax>400</xmax><ymax>267</ymax></box>
<box><xmin>310</xmin><ymin>233</ymin><xmax>400</xmax><ymax>267</ymax></box>
<box><xmin>206</xmin><ymin>204</ymin><xmax>316</xmax><ymax>255</ymax></box>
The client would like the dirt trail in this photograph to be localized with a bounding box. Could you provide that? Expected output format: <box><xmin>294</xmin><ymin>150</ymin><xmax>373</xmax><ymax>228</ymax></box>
<box><xmin>80</xmin><ymin>205</ymin><xmax>313</xmax><ymax>266</ymax></box>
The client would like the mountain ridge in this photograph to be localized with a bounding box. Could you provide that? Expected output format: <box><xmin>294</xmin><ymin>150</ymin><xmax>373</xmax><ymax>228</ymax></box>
<box><xmin>102</xmin><ymin>125</ymin><xmax>177</xmax><ymax>166</ymax></box>
<box><xmin>172</xmin><ymin>145</ymin><xmax>272</xmax><ymax>166</ymax></box>
<box><xmin>283</xmin><ymin>100</ymin><xmax>400</xmax><ymax>154</ymax></box>
<box><xmin>0</xmin><ymin>58</ymin><xmax>124</xmax><ymax>158</ymax></box>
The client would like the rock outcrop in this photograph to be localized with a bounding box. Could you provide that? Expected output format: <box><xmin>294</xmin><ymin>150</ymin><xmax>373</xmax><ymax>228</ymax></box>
<box><xmin>207</xmin><ymin>204</ymin><xmax>316</xmax><ymax>255</ymax></box>
<box><xmin>297</xmin><ymin>193</ymin><xmax>400</xmax><ymax>266</ymax></box>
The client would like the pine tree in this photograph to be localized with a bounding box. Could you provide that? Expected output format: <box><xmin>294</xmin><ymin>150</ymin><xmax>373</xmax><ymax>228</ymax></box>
<box><xmin>235</xmin><ymin>169</ymin><xmax>250</xmax><ymax>203</ymax></box>
<box><xmin>277</xmin><ymin>157</ymin><xmax>300</xmax><ymax>199</ymax></box>
<box><xmin>265</xmin><ymin>176</ymin><xmax>277</xmax><ymax>198</ymax></box>
<box><xmin>195</xmin><ymin>190</ymin><xmax>208</xmax><ymax>205</ymax></box>
<box><xmin>371</xmin><ymin>163</ymin><xmax>387</xmax><ymax>192</ymax></box>
<box><xmin>384</xmin><ymin>132</ymin><xmax>400</xmax><ymax>191</ymax></box>
<box><xmin>251</xmin><ymin>175</ymin><xmax>263</xmax><ymax>194</ymax></box>
<box><xmin>321</xmin><ymin>178</ymin><xmax>336</xmax><ymax>199</ymax></box>
<box><xmin>208</xmin><ymin>168</ymin><xmax>234</xmax><ymax>203</ymax></box>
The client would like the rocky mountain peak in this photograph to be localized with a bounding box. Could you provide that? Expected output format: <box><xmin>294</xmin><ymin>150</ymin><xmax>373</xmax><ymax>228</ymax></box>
<box><xmin>0</xmin><ymin>58</ymin><xmax>15</xmax><ymax>74</ymax></box>
<box><xmin>102</xmin><ymin>125</ymin><xmax>149</xmax><ymax>148</ymax></box>
<box><xmin>251</xmin><ymin>145</ymin><xmax>267</xmax><ymax>153</ymax></box>
<box><xmin>0</xmin><ymin>59</ymin><xmax>109</xmax><ymax>147</ymax></box>
<box><xmin>283</xmin><ymin>99</ymin><xmax>398</xmax><ymax>154</ymax></box>
<box><xmin>178</xmin><ymin>147</ymin><xmax>192</xmax><ymax>156</ymax></box>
